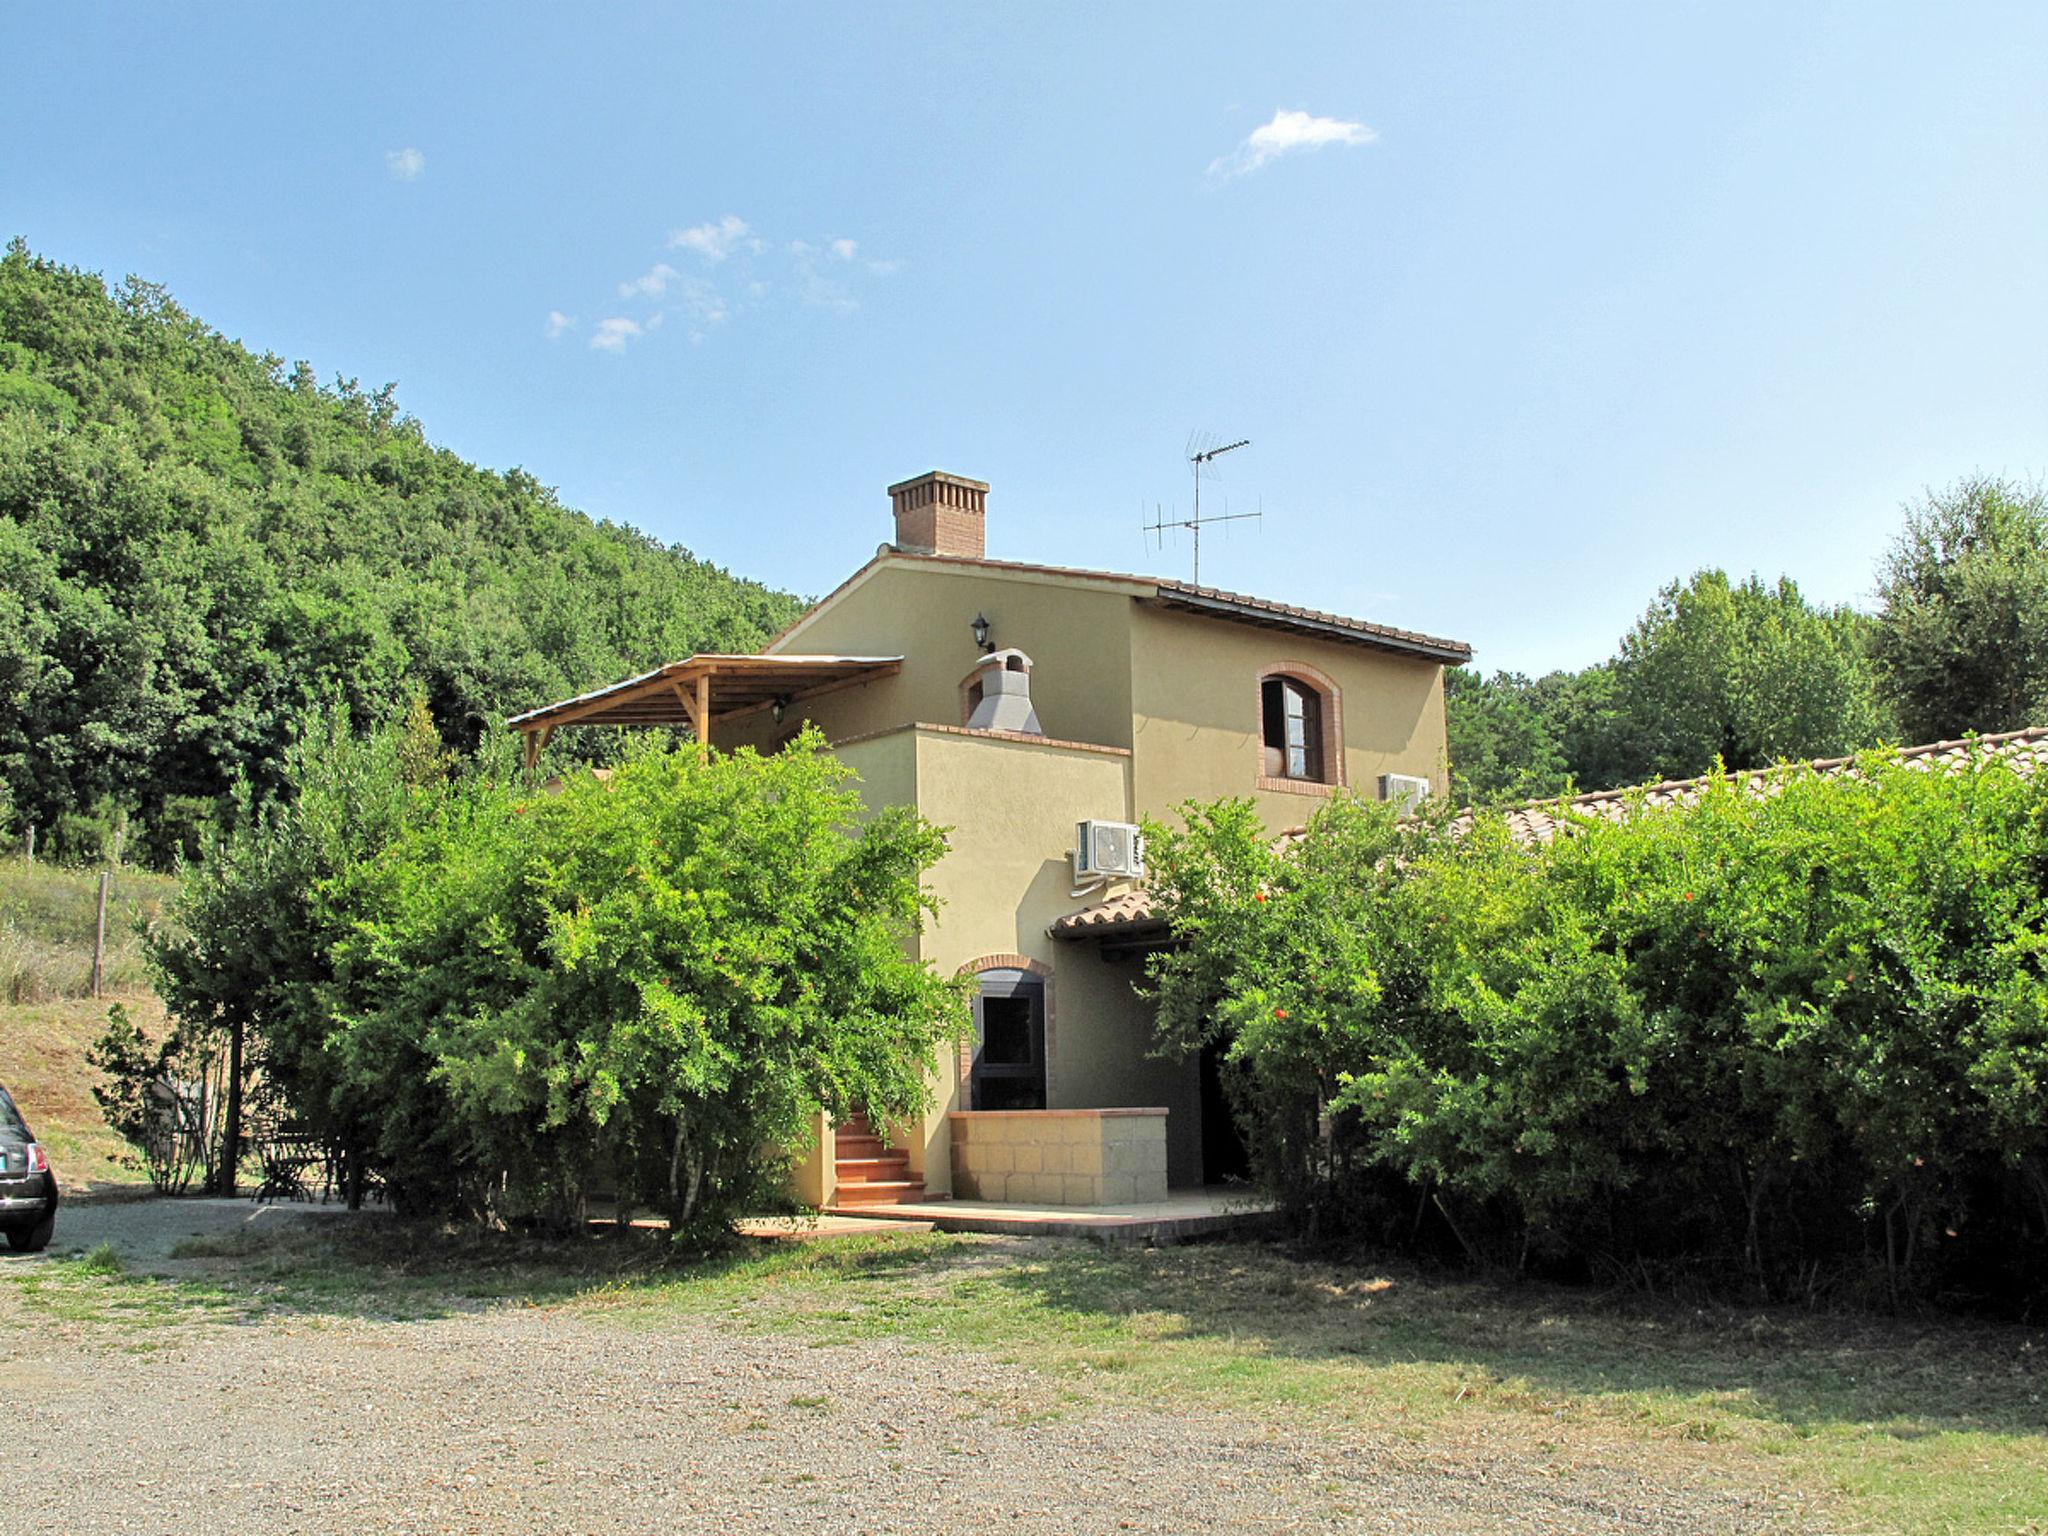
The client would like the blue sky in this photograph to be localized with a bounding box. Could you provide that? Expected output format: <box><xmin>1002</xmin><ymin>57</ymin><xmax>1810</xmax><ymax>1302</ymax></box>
<box><xmin>6</xmin><ymin>4</ymin><xmax>2044</xmax><ymax>675</ymax></box>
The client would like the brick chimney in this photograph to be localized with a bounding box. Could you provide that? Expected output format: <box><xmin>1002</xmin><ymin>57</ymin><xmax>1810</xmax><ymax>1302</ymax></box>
<box><xmin>889</xmin><ymin>471</ymin><xmax>987</xmax><ymax>559</ymax></box>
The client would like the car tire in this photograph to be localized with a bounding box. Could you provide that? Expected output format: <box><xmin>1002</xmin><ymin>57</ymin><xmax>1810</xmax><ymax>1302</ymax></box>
<box><xmin>5</xmin><ymin>1211</ymin><xmax>55</xmax><ymax>1253</ymax></box>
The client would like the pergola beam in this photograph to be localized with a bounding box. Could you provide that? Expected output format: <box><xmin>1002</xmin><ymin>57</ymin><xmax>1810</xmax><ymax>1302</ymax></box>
<box><xmin>506</xmin><ymin>655</ymin><xmax>902</xmax><ymax>743</ymax></box>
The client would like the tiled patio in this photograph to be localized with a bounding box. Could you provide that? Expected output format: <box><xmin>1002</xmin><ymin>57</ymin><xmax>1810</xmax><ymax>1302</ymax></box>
<box><xmin>823</xmin><ymin>1186</ymin><xmax>1276</xmax><ymax>1245</ymax></box>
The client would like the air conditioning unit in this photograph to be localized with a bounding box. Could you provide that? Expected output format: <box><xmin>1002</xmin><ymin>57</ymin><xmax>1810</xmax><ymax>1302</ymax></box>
<box><xmin>1379</xmin><ymin>773</ymin><xmax>1432</xmax><ymax>814</ymax></box>
<box><xmin>1075</xmin><ymin>819</ymin><xmax>1146</xmax><ymax>880</ymax></box>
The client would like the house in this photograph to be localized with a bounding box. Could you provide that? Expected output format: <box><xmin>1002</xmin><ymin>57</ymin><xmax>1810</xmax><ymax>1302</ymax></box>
<box><xmin>507</xmin><ymin>471</ymin><xmax>1471</xmax><ymax>1210</ymax></box>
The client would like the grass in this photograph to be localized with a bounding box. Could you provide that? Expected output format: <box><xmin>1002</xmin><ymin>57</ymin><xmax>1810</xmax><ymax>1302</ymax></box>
<box><xmin>0</xmin><ymin>854</ymin><xmax>176</xmax><ymax>1003</ymax></box>
<box><xmin>0</xmin><ymin>994</ymin><xmax>161</xmax><ymax>1192</ymax></box>
<box><xmin>0</xmin><ymin>854</ymin><xmax>177</xmax><ymax>1192</ymax></box>
<box><xmin>12</xmin><ymin>1218</ymin><xmax>2046</xmax><ymax>1533</ymax></box>
<box><xmin>9</xmin><ymin>1243</ymin><xmax>243</xmax><ymax>1345</ymax></box>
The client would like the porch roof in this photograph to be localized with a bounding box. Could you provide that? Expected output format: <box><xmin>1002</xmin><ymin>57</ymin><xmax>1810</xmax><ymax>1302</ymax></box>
<box><xmin>506</xmin><ymin>653</ymin><xmax>902</xmax><ymax>737</ymax></box>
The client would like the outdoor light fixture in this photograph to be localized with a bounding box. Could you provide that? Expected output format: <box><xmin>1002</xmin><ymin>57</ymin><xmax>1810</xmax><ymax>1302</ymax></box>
<box><xmin>971</xmin><ymin>613</ymin><xmax>993</xmax><ymax>652</ymax></box>
<box><xmin>770</xmin><ymin>694</ymin><xmax>791</xmax><ymax>725</ymax></box>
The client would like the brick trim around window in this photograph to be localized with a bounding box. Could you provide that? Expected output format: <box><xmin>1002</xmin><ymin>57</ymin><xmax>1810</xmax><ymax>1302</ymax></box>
<box><xmin>954</xmin><ymin>954</ymin><xmax>1056</xmax><ymax>1102</ymax></box>
<box><xmin>1255</xmin><ymin>659</ymin><xmax>1346</xmax><ymax>790</ymax></box>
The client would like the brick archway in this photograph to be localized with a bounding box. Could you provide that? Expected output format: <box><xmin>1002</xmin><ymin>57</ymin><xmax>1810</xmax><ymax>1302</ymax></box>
<box><xmin>1255</xmin><ymin>659</ymin><xmax>1346</xmax><ymax>793</ymax></box>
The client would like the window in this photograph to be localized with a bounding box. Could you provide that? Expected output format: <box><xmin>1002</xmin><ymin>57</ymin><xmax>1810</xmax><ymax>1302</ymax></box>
<box><xmin>970</xmin><ymin>969</ymin><xmax>1047</xmax><ymax>1111</ymax></box>
<box><xmin>1262</xmin><ymin>675</ymin><xmax>1325</xmax><ymax>782</ymax></box>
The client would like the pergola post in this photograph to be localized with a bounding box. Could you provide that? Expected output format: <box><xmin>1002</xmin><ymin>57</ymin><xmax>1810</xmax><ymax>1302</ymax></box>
<box><xmin>520</xmin><ymin>725</ymin><xmax>554</xmax><ymax>779</ymax></box>
<box><xmin>695</xmin><ymin>671</ymin><xmax>712</xmax><ymax>762</ymax></box>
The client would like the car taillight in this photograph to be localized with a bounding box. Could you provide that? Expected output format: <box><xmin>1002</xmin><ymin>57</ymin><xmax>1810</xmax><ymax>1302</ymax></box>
<box><xmin>25</xmin><ymin>1144</ymin><xmax>48</xmax><ymax>1174</ymax></box>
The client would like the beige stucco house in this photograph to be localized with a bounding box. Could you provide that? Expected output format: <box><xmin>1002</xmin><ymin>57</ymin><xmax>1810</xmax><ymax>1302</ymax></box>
<box><xmin>509</xmin><ymin>471</ymin><xmax>1470</xmax><ymax>1210</ymax></box>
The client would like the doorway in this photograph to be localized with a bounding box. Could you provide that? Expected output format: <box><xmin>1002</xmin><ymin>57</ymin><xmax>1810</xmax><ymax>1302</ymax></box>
<box><xmin>971</xmin><ymin>969</ymin><xmax>1047</xmax><ymax>1111</ymax></box>
<box><xmin>1198</xmin><ymin>1039</ymin><xmax>1249</xmax><ymax>1184</ymax></box>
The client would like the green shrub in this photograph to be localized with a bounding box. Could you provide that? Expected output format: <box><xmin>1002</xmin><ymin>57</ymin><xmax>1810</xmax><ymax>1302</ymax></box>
<box><xmin>1145</xmin><ymin>746</ymin><xmax>2048</xmax><ymax>1310</ymax></box>
<box><xmin>150</xmin><ymin>706</ymin><xmax>967</xmax><ymax>1237</ymax></box>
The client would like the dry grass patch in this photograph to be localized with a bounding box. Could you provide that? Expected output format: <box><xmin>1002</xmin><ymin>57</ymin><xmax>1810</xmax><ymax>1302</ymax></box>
<box><xmin>0</xmin><ymin>856</ymin><xmax>177</xmax><ymax>1193</ymax></box>
<box><xmin>0</xmin><ymin>995</ymin><xmax>159</xmax><ymax>1192</ymax></box>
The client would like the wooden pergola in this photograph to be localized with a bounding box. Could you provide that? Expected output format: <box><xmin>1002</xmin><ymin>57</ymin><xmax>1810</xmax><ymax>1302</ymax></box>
<box><xmin>506</xmin><ymin>653</ymin><xmax>903</xmax><ymax>772</ymax></box>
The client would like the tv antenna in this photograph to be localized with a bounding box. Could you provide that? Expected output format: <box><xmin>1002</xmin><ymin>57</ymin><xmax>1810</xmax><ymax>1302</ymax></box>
<box><xmin>1144</xmin><ymin>436</ymin><xmax>1259</xmax><ymax>585</ymax></box>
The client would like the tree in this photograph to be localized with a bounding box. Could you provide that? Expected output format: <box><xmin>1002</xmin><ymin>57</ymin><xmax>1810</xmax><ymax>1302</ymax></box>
<box><xmin>1143</xmin><ymin>746</ymin><xmax>2048</xmax><ymax>1308</ymax></box>
<box><xmin>148</xmin><ymin>706</ymin><xmax>968</xmax><ymax>1234</ymax></box>
<box><xmin>1595</xmin><ymin>570</ymin><xmax>1888</xmax><ymax>785</ymax></box>
<box><xmin>1873</xmin><ymin>476</ymin><xmax>2048</xmax><ymax>742</ymax></box>
<box><xmin>0</xmin><ymin>240</ymin><xmax>802</xmax><ymax>862</ymax></box>
<box><xmin>1443</xmin><ymin>668</ymin><xmax>1572</xmax><ymax>806</ymax></box>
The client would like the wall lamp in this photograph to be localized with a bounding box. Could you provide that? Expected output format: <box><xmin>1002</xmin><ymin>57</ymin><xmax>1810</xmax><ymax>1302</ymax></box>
<box><xmin>970</xmin><ymin>612</ymin><xmax>994</xmax><ymax>653</ymax></box>
<box><xmin>770</xmin><ymin>694</ymin><xmax>792</xmax><ymax>725</ymax></box>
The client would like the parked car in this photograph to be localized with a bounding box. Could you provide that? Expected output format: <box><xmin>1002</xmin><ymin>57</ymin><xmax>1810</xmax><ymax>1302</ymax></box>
<box><xmin>0</xmin><ymin>1084</ymin><xmax>59</xmax><ymax>1253</ymax></box>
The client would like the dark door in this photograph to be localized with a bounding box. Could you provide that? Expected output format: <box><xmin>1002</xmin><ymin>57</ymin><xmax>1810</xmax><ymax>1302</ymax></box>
<box><xmin>1198</xmin><ymin>1039</ymin><xmax>1249</xmax><ymax>1184</ymax></box>
<box><xmin>971</xmin><ymin>969</ymin><xmax>1047</xmax><ymax>1111</ymax></box>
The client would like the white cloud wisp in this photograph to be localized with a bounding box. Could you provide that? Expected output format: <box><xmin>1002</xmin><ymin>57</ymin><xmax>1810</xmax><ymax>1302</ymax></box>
<box><xmin>588</xmin><ymin>317</ymin><xmax>643</xmax><ymax>353</ymax></box>
<box><xmin>668</xmin><ymin>214</ymin><xmax>755</xmax><ymax>262</ymax></box>
<box><xmin>385</xmin><ymin>146</ymin><xmax>426</xmax><ymax>181</ymax></box>
<box><xmin>1209</xmin><ymin>108</ymin><xmax>1375</xmax><ymax>179</ymax></box>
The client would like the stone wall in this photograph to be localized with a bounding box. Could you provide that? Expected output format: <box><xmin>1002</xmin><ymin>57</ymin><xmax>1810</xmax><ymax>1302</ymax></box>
<box><xmin>949</xmin><ymin>1108</ymin><xmax>1168</xmax><ymax>1206</ymax></box>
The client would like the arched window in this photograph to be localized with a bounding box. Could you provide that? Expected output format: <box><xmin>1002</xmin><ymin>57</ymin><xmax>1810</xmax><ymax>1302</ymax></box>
<box><xmin>1262</xmin><ymin>676</ymin><xmax>1324</xmax><ymax>781</ymax></box>
<box><xmin>1256</xmin><ymin>664</ymin><xmax>1343</xmax><ymax>791</ymax></box>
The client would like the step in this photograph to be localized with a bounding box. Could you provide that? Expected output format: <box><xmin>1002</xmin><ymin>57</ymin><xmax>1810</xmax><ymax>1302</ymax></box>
<box><xmin>833</xmin><ymin>1134</ymin><xmax>889</xmax><ymax>1159</ymax></box>
<box><xmin>834</xmin><ymin>1155</ymin><xmax>911</xmax><ymax>1183</ymax></box>
<box><xmin>833</xmin><ymin>1180</ymin><xmax>925</xmax><ymax>1206</ymax></box>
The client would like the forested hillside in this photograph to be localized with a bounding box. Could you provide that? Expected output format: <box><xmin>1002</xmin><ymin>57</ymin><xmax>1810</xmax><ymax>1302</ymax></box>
<box><xmin>0</xmin><ymin>240</ymin><xmax>800</xmax><ymax>864</ymax></box>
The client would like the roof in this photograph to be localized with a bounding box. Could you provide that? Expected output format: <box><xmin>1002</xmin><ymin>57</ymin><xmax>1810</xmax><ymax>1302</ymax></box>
<box><xmin>1050</xmin><ymin>725</ymin><xmax>2048</xmax><ymax>939</ymax></box>
<box><xmin>506</xmin><ymin>654</ymin><xmax>903</xmax><ymax>734</ymax></box>
<box><xmin>1151</xmin><ymin>581</ymin><xmax>1472</xmax><ymax>664</ymax></box>
<box><xmin>767</xmin><ymin>549</ymin><xmax>1473</xmax><ymax>665</ymax></box>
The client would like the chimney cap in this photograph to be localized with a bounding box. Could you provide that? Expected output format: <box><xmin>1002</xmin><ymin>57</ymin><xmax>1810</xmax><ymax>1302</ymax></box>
<box><xmin>888</xmin><ymin>470</ymin><xmax>989</xmax><ymax>495</ymax></box>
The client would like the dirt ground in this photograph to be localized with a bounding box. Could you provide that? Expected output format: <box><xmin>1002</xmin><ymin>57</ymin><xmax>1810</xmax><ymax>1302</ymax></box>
<box><xmin>0</xmin><ymin>1200</ymin><xmax>1810</xmax><ymax>1536</ymax></box>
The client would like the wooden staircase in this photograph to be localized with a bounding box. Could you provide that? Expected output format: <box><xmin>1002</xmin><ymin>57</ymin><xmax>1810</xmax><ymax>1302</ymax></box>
<box><xmin>831</xmin><ymin>1114</ymin><xmax>924</xmax><ymax>1207</ymax></box>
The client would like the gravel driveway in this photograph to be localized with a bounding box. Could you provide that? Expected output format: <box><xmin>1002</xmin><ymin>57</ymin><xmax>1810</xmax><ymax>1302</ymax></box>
<box><xmin>0</xmin><ymin>1201</ymin><xmax>1805</xmax><ymax>1536</ymax></box>
<box><xmin>24</xmin><ymin>1193</ymin><xmax>368</xmax><ymax>1263</ymax></box>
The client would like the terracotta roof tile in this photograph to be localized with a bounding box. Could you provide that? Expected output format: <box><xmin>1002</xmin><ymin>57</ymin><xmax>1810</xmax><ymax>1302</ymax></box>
<box><xmin>1049</xmin><ymin>726</ymin><xmax>2048</xmax><ymax>938</ymax></box>
<box><xmin>1151</xmin><ymin>582</ymin><xmax>1473</xmax><ymax>663</ymax></box>
<box><xmin>768</xmin><ymin>550</ymin><xmax>1473</xmax><ymax>665</ymax></box>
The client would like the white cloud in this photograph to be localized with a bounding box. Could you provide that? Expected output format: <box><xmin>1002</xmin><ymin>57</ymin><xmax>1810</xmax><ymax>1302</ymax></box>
<box><xmin>1208</xmin><ymin>108</ymin><xmax>1375</xmax><ymax>179</ymax></box>
<box><xmin>789</xmin><ymin>241</ymin><xmax>857</xmax><ymax>313</ymax></box>
<box><xmin>588</xmin><ymin>317</ymin><xmax>643</xmax><ymax>352</ymax></box>
<box><xmin>799</xmin><ymin>275</ymin><xmax>856</xmax><ymax>313</ymax></box>
<box><xmin>669</xmin><ymin>276</ymin><xmax>728</xmax><ymax>330</ymax></box>
<box><xmin>668</xmin><ymin>214</ymin><xmax>754</xmax><ymax>262</ymax></box>
<box><xmin>569</xmin><ymin>220</ymin><xmax>880</xmax><ymax>351</ymax></box>
<box><xmin>618</xmin><ymin>262</ymin><xmax>682</xmax><ymax>298</ymax></box>
<box><xmin>385</xmin><ymin>146</ymin><xmax>426</xmax><ymax>181</ymax></box>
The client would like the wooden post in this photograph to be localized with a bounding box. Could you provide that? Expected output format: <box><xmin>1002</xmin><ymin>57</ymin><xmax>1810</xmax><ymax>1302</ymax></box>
<box><xmin>216</xmin><ymin>1015</ymin><xmax>244</xmax><ymax>1198</ymax></box>
<box><xmin>91</xmin><ymin>869</ymin><xmax>109</xmax><ymax>999</ymax></box>
<box><xmin>695</xmin><ymin>672</ymin><xmax>712</xmax><ymax>763</ymax></box>
<box><xmin>23</xmin><ymin>824</ymin><xmax>34</xmax><ymax>863</ymax></box>
<box><xmin>522</xmin><ymin>728</ymin><xmax>540</xmax><ymax>778</ymax></box>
